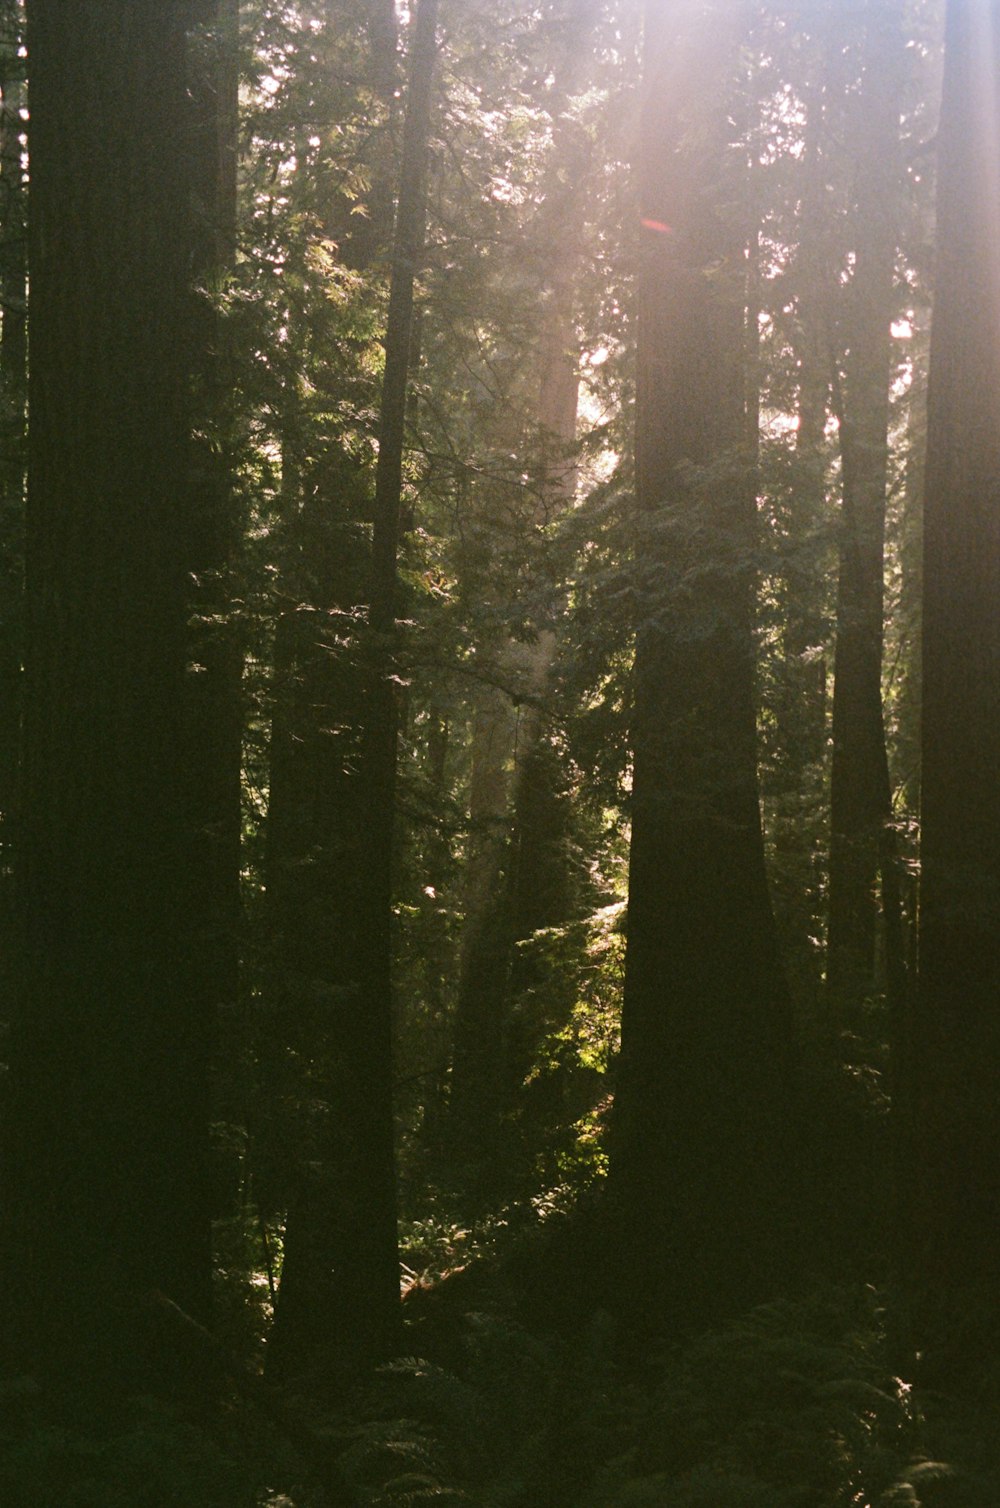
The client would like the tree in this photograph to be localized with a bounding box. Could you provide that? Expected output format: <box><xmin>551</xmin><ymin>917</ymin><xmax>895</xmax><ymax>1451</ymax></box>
<box><xmin>826</xmin><ymin>0</ymin><xmax>906</xmax><ymax>1014</ymax></box>
<box><xmin>266</xmin><ymin>0</ymin><xmax>438</xmax><ymax>1379</ymax></box>
<box><xmin>444</xmin><ymin>0</ymin><xmax>596</xmax><ymax>1187</ymax></box>
<box><xmin>611</xmin><ymin>0</ymin><xmax>794</xmax><ymax>1329</ymax></box>
<box><xmin>246</xmin><ymin>0</ymin><xmax>403</xmax><ymax>1383</ymax></box>
<box><xmin>0</xmin><ymin>0</ymin><xmax>24</xmax><ymax>967</ymax></box>
<box><xmin>3</xmin><ymin>1</ymin><xmax>216</xmax><ymax>1398</ymax></box>
<box><xmin>912</xmin><ymin>0</ymin><xmax>1000</xmax><ymax>1307</ymax></box>
<box><xmin>757</xmin><ymin>16</ymin><xmax>839</xmax><ymax>996</ymax></box>
<box><xmin>186</xmin><ymin>0</ymin><xmax>244</xmax><ymax>1199</ymax></box>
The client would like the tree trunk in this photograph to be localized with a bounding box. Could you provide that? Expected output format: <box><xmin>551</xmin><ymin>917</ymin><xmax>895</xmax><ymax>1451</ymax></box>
<box><xmin>0</xmin><ymin>0</ymin><xmax>25</xmax><ymax>975</ymax></box>
<box><xmin>911</xmin><ymin>0</ymin><xmax>1000</xmax><ymax>1304</ymax></box>
<box><xmin>611</xmin><ymin>0</ymin><xmax>794</xmax><ymax>1330</ymax></box>
<box><xmin>345</xmin><ymin>0</ymin><xmax>399</xmax><ymax>269</ymax></box>
<box><xmin>766</xmin><ymin>69</ymin><xmax>832</xmax><ymax>990</ymax></box>
<box><xmin>826</xmin><ymin>3</ymin><xmax>904</xmax><ymax>1013</ymax></box>
<box><xmin>186</xmin><ymin>0</ymin><xmax>244</xmax><ymax>1182</ymax></box>
<box><xmin>3</xmin><ymin>1</ymin><xmax>208</xmax><ymax>1399</ymax></box>
<box><xmin>261</xmin><ymin>3</ymin><xmax>401</xmax><ymax>1382</ymax></box>
<box><xmin>267</xmin><ymin>0</ymin><xmax>437</xmax><ymax>1380</ymax></box>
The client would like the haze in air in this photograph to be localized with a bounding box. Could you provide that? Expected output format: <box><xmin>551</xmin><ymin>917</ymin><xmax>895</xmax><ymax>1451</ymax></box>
<box><xmin>1</xmin><ymin>2</ymin><xmax>998</xmax><ymax>1504</ymax></box>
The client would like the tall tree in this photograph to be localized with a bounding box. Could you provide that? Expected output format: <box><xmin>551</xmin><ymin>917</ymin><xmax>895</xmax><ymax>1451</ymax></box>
<box><xmin>826</xmin><ymin>1</ymin><xmax>906</xmax><ymax>1013</ymax></box>
<box><xmin>186</xmin><ymin>0</ymin><xmax>244</xmax><ymax>1186</ymax></box>
<box><xmin>0</xmin><ymin>0</ymin><xmax>24</xmax><ymax>965</ymax></box>
<box><xmin>3</xmin><ymin>1</ymin><xmax>212</xmax><ymax>1396</ymax></box>
<box><xmin>266</xmin><ymin>0</ymin><xmax>437</xmax><ymax>1379</ymax></box>
<box><xmin>257</xmin><ymin>0</ymin><xmax>401</xmax><ymax>1382</ymax></box>
<box><xmin>762</xmin><ymin>41</ymin><xmax>837</xmax><ymax>991</ymax></box>
<box><xmin>445</xmin><ymin>0</ymin><xmax>596</xmax><ymax>1180</ymax></box>
<box><xmin>912</xmin><ymin>0</ymin><xmax>1000</xmax><ymax>1305</ymax></box>
<box><xmin>611</xmin><ymin>0</ymin><xmax>794</xmax><ymax>1328</ymax></box>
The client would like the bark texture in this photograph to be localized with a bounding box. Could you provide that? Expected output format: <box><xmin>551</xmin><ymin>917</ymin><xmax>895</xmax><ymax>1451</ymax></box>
<box><xmin>267</xmin><ymin>0</ymin><xmax>437</xmax><ymax>1380</ymax></box>
<box><xmin>0</xmin><ymin>0</ymin><xmax>24</xmax><ymax>968</ymax></box>
<box><xmin>612</xmin><ymin>0</ymin><xmax>793</xmax><ymax>1328</ymax></box>
<box><xmin>4</xmin><ymin>1</ymin><xmax>208</xmax><ymax>1396</ymax></box>
<box><xmin>827</xmin><ymin>2</ymin><xmax>905</xmax><ymax>1011</ymax></box>
<box><xmin>186</xmin><ymin>0</ymin><xmax>244</xmax><ymax>1175</ymax></box>
<box><xmin>913</xmin><ymin>0</ymin><xmax>1000</xmax><ymax>1298</ymax></box>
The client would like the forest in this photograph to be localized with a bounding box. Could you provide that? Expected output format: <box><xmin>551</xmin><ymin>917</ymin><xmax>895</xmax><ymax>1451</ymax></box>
<box><xmin>1</xmin><ymin>0</ymin><xmax>999</xmax><ymax>1503</ymax></box>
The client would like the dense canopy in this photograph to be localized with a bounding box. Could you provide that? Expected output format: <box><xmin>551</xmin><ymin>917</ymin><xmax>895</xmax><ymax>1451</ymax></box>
<box><xmin>1</xmin><ymin>1</ymin><xmax>999</xmax><ymax>1504</ymax></box>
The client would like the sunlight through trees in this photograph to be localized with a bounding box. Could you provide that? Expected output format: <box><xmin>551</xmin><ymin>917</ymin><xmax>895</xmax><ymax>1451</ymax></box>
<box><xmin>1</xmin><ymin>1</ymin><xmax>997</xmax><ymax>1503</ymax></box>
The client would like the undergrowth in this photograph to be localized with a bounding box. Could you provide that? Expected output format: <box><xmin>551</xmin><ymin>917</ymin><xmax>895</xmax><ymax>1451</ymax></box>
<box><xmin>4</xmin><ymin>1282</ymin><xmax>999</xmax><ymax>1506</ymax></box>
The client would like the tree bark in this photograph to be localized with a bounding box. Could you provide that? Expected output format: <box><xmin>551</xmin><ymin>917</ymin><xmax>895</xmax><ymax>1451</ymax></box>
<box><xmin>186</xmin><ymin>0</ymin><xmax>244</xmax><ymax>1189</ymax></box>
<box><xmin>611</xmin><ymin>0</ymin><xmax>794</xmax><ymax>1330</ymax></box>
<box><xmin>260</xmin><ymin>3</ymin><xmax>401</xmax><ymax>1381</ymax></box>
<box><xmin>826</xmin><ymin>2</ymin><xmax>905</xmax><ymax>1012</ymax></box>
<box><xmin>0</xmin><ymin>0</ymin><xmax>25</xmax><ymax>973</ymax></box>
<box><xmin>267</xmin><ymin>0</ymin><xmax>437</xmax><ymax>1380</ymax></box>
<box><xmin>3</xmin><ymin>1</ymin><xmax>209</xmax><ymax>1399</ymax></box>
<box><xmin>912</xmin><ymin>0</ymin><xmax>1000</xmax><ymax>1302</ymax></box>
<box><xmin>766</xmin><ymin>68</ymin><xmax>832</xmax><ymax>989</ymax></box>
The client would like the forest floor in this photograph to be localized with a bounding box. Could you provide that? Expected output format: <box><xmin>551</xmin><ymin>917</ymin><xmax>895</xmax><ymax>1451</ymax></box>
<box><xmin>3</xmin><ymin>1239</ymin><xmax>1000</xmax><ymax>1508</ymax></box>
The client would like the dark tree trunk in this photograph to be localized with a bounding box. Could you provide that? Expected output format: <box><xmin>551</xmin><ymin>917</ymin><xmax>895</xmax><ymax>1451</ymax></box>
<box><xmin>186</xmin><ymin>0</ymin><xmax>244</xmax><ymax>1162</ymax></box>
<box><xmin>766</xmin><ymin>71</ymin><xmax>833</xmax><ymax>988</ymax></box>
<box><xmin>0</xmin><ymin>0</ymin><xmax>24</xmax><ymax>971</ymax></box>
<box><xmin>267</xmin><ymin>0</ymin><xmax>437</xmax><ymax>1380</ymax></box>
<box><xmin>911</xmin><ymin>0</ymin><xmax>1000</xmax><ymax>1303</ymax></box>
<box><xmin>826</xmin><ymin>3</ymin><xmax>904</xmax><ymax>1012</ymax></box>
<box><xmin>345</xmin><ymin>0</ymin><xmax>399</xmax><ymax>269</ymax></box>
<box><xmin>611</xmin><ymin>0</ymin><xmax>794</xmax><ymax>1330</ymax></box>
<box><xmin>3</xmin><ymin>1</ymin><xmax>209</xmax><ymax>1398</ymax></box>
<box><xmin>346</xmin><ymin>0</ymin><xmax>438</xmax><ymax>1361</ymax></box>
<box><xmin>260</xmin><ymin>3</ymin><xmax>401</xmax><ymax>1382</ymax></box>
<box><xmin>405</xmin><ymin>701</ymin><xmax>453</xmax><ymax>1152</ymax></box>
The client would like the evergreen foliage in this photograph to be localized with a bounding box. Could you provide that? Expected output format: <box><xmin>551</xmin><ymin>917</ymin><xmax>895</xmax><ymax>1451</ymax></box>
<box><xmin>3</xmin><ymin>0</ymin><xmax>999</xmax><ymax>1503</ymax></box>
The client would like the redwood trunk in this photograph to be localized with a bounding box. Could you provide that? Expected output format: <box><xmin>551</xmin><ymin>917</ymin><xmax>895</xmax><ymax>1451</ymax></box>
<box><xmin>827</xmin><ymin>4</ymin><xmax>904</xmax><ymax>1010</ymax></box>
<box><xmin>912</xmin><ymin>0</ymin><xmax>1000</xmax><ymax>1299</ymax></box>
<box><xmin>5</xmin><ymin>1</ymin><xmax>208</xmax><ymax>1396</ymax></box>
<box><xmin>612</xmin><ymin>0</ymin><xmax>793</xmax><ymax>1328</ymax></box>
<box><xmin>0</xmin><ymin>1</ymin><xmax>24</xmax><ymax>961</ymax></box>
<box><xmin>267</xmin><ymin>0</ymin><xmax>437</xmax><ymax>1378</ymax></box>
